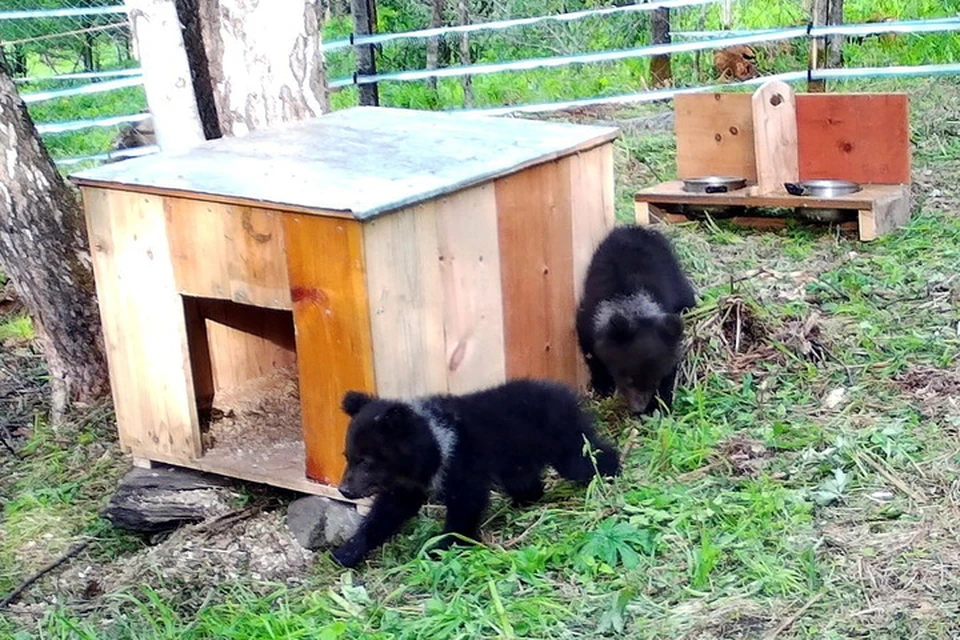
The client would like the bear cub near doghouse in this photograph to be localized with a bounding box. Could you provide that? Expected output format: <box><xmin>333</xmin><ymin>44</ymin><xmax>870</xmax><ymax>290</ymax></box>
<box><xmin>331</xmin><ymin>379</ymin><xmax>621</xmax><ymax>568</ymax></box>
<box><xmin>576</xmin><ymin>226</ymin><xmax>697</xmax><ymax>415</ymax></box>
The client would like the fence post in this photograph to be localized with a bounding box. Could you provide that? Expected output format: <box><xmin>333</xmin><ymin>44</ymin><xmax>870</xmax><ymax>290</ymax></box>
<box><xmin>808</xmin><ymin>0</ymin><xmax>828</xmax><ymax>92</ymax></box>
<box><xmin>352</xmin><ymin>0</ymin><xmax>379</xmax><ymax>106</ymax></box>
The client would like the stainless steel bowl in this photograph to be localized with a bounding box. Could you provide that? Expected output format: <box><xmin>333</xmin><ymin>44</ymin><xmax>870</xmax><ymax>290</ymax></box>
<box><xmin>784</xmin><ymin>179</ymin><xmax>862</xmax><ymax>198</ymax></box>
<box><xmin>683</xmin><ymin>176</ymin><xmax>748</xmax><ymax>194</ymax></box>
<box><xmin>785</xmin><ymin>180</ymin><xmax>862</xmax><ymax>223</ymax></box>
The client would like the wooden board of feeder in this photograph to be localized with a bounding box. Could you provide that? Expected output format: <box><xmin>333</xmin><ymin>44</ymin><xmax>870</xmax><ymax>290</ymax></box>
<box><xmin>672</xmin><ymin>91</ymin><xmax>911</xmax><ymax>187</ymax></box>
<box><xmin>674</xmin><ymin>93</ymin><xmax>757</xmax><ymax>182</ymax></box>
<box><xmin>796</xmin><ymin>93</ymin><xmax>911</xmax><ymax>184</ymax></box>
<box><xmin>69</xmin><ymin>107</ymin><xmax>619</xmax><ymax>221</ymax></box>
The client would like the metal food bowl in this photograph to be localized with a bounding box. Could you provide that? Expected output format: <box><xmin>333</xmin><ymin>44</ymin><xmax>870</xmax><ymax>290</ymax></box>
<box><xmin>681</xmin><ymin>176</ymin><xmax>747</xmax><ymax>219</ymax></box>
<box><xmin>682</xmin><ymin>176</ymin><xmax>748</xmax><ymax>194</ymax></box>
<box><xmin>785</xmin><ymin>179</ymin><xmax>862</xmax><ymax>223</ymax></box>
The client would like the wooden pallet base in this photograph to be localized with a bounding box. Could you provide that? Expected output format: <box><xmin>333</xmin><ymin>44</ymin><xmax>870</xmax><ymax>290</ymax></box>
<box><xmin>634</xmin><ymin>181</ymin><xmax>911</xmax><ymax>241</ymax></box>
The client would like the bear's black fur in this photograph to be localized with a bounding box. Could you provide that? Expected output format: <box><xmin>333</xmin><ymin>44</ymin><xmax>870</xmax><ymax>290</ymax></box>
<box><xmin>576</xmin><ymin>225</ymin><xmax>696</xmax><ymax>415</ymax></box>
<box><xmin>331</xmin><ymin>379</ymin><xmax>621</xmax><ymax>568</ymax></box>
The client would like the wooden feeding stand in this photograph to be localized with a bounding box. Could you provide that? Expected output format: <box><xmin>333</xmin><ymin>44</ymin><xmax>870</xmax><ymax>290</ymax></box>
<box><xmin>635</xmin><ymin>83</ymin><xmax>913</xmax><ymax>241</ymax></box>
<box><xmin>70</xmin><ymin>107</ymin><xmax>619</xmax><ymax>502</ymax></box>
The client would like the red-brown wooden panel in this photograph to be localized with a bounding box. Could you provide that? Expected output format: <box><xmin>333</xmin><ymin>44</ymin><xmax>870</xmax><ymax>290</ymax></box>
<box><xmin>796</xmin><ymin>93</ymin><xmax>910</xmax><ymax>184</ymax></box>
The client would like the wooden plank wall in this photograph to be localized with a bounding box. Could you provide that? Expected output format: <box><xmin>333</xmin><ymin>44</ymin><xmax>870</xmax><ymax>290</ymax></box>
<box><xmin>569</xmin><ymin>145</ymin><xmax>616</xmax><ymax>390</ymax></box>
<box><xmin>674</xmin><ymin>92</ymin><xmax>911</xmax><ymax>185</ymax></box>
<box><xmin>165</xmin><ymin>198</ymin><xmax>292</xmax><ymax>310</ymax></box>
<box><xmin>284</xmin><ymin>215</ymin><xmax>377</xmax><ymax>485</ymax></box>
<box><xmin>796</xmin><ymin>93</ymin><xmax>910</xmax><ymax>184</ymax></box>
<box><xmin>363</xmin><ymin>183</ymin><xmax>506</xmax><ymax>399</ymax></box>
<box><xmin>82</xmin><ymin>187</ymin><xmax>202</xmax><ymax>461</ymax></box>
<box><xmin>494</xmin><ymin>157</ymin><xmax>578</xmax><ymax>386</ymax></box>
<box><xmin>182</xmin><ymin>298</ymin><xmax>297</xmax><ymax>398</ymax></box>
<box><xmin>675</xmin><ymin>93</ymin><xmax>757</xmax><ymax>181</ymax></box>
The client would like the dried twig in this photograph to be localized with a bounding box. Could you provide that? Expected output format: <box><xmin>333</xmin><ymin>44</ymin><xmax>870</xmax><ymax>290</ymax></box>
<box><xmin>856</xmin><ymin>450</ymin><xmax>927</xmax><ymax>504</ymax></box>
<box><xmin>0</xmin><ymin>541</ymin><xmax>90</xmax><ymax>608</ymax></box>
<box><xmin>501</xmin><ymin>510</ymin><xmax>549</xmax><ymax>549</ymax></box>
<box><xmin>763</xmin><ymin>591</ymin><xmax>825</xmax><ymax>640</ymax></box>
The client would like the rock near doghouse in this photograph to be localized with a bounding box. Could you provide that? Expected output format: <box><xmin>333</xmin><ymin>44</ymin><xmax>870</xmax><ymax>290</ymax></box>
<box><xmin>286</xmin><ymin>496</ymin><xmax>362</xmax><ymax>551</ymax></box>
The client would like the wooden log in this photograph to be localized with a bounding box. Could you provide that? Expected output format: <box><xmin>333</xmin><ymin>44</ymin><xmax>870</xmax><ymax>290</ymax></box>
<box><xmin>101</xmin><ymin>466</ymin><xmax>240</xmax><ymax>533</ymax></box>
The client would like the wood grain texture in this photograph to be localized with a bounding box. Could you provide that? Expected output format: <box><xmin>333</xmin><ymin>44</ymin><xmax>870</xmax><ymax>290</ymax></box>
<box><xmin>495</xmin><ymin>160</ymin><xmax>578</xmax><ymax>386</ymax></box>
<box><xmin>796</xmin><ymin>93</ymin><xmax>911</xmax><ymax>184</ymax></box>
<box><xmin>185</xmin><ymin>298</ymin><xmax>297</xmax><ymax>394</ymax></box>
<box><xmin>363</xmin><ymin>201</ymin><xmax>446</xmax><ymax>398</ymax></box>
<box><xmin>71</xmin><ymin>107</ymin><xmax>619</xmax><ymax>221</ymax></box>
<box><xmin>434</xmin><ymin>185</ymin><xmax>506</xmax><ymax>394</ymax></box>
<box><xmin>363</xmin><ymin>183</ymin><xmax>506</xmax><ymax>398</ymax></box>
<box><xmin>675</xmin><ymin>93</ymin><xmax>756</xmax><ymax>181</ymax></box>
<box><xmin>635</xmin><ymin>180</ymin><xmax>894</xmax><ymax>210</ymax></box>
<box><xmin>569</xmin><ymin>145</ymin><xmax>616</xmax><ymax>390</ymax></box>
<box><xmin>165</xmin><ymin>198</ymin><xmax>292</xmax><ymax>309</ymax></box>
<box><xmin>859</xmin><ymin>184</ymin><xmax>912</xmax><ymax>241</ymax></box>
<box><xmin>283</xmin><ymin>214</ymin><xmax>376</xmax><ymax>485</ymax></box>
<box><xmin>140</xmin><ymin>450</ymin><xmax>372</xmax><ymax>508</ymax></box>
<box><xmin>82</xmin><ymin>187</ymin><xmax>201</xmax><ymax>461</ymax></box>
<box><xmin>752</xmin><ymin>80</ymin><xmax>799</xmax><ymax>194</ymax></box>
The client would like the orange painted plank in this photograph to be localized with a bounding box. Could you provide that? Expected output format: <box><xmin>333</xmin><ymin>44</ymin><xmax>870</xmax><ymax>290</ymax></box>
<box><xmin>283</xmin><ymin>214</ymin><xmax>376</xmax><ymax>485</ymax></box>
<box><xmin>796</xmin><ymin>93</ymin><xmax>911</xmax><ymax>184</ymax></box>
<box><xmin>494</xmin><ymin>160</ymin><xmax>578</xmax><ymax>386</ymax></box>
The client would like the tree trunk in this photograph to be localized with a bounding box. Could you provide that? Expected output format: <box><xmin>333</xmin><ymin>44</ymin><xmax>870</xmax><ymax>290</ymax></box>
<box><xmin>457</xmin><ymin>0</ymin><xmax>472</xmax><ymax>107</ymax></box>
<box><xmin>126</xmin><ymin>0</ymin><xmax>207</xmax><ymax>152</ymax></box>
<box><xmin>0</xmin><ymin>69</ymin><xmax>110</xmax><ymax>419</ymax></box>
<box><xmin>174</xmin><ymin>0</ymin><xmax>223</xmax><ymax>140</ymax></box>
<box><xmin>649</xmin><ymin>8</ymin><xmax>672</xmax><ymax>88</ymax></box>
<box><xmin>191</xmin><ymin>0</ymin><xmax>329</xmax><ymax>137</ymax></box>
<box><xmin>351</xmin><ymin>0</ymin><xmax>379</xmax><ymax>106</ymax></box>
<box><xmin>826</xmin><ymin>0</ymin><xmax>844</xmax><ymax>69</ymax></box>
<box><xmin>808</xmin><ymin>0</ymin><xmax>828</xmax><ymax>92</ymax></box>
<box><xmin>426</xmin><ymin>0</ymin><xmax>444</xmax><ymax>93</ymax></box>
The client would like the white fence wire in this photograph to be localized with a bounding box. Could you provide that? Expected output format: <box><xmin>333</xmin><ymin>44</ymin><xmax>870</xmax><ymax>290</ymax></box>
<box><xmin>2</xmin><ymin>2</ymin><xmax>957</xmax><ymax>167</ymax></box>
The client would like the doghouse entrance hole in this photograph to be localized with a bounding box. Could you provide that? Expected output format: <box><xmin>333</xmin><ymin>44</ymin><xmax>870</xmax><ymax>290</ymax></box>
<box><xmin>182</xmin><ymin>297</ymin><xmax>305</xmax><ymax>476</ymax></box>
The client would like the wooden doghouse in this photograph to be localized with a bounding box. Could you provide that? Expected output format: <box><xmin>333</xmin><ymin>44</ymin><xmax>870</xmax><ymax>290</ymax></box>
<box><xmin>635</xmin><ymin>85</ymin><xmax>913</xmax><ymax>240</ymax></box>
<box><xmin>70</xmin><ymin>107</ymin><xmax>619</xmax><ymax>500</ymax></box>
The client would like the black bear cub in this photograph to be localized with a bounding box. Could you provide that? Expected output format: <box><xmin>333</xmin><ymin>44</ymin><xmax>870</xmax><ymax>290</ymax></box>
<box><xmin>331</xmin><ymin>379</ymin><xmax>621</xmax><ymax>568</ymax></box>
<box><xmin>576</xmin><ymin>225</ymin><xmax>696</xmax><ymax>415</ymax></box>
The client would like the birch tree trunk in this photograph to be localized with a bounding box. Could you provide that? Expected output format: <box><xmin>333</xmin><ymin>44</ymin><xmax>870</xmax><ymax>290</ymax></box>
<box><xmin>192</xmin><ymin>0</ymin><xmax>329</xmax><ymax>137</ymax></box>
<box><xmin>125</xmin><ymin>0</ymin><xmax>207</xmax><ymax>152</ymax></box>
<box><xmin>0</xmin><ymin>69</ymin><xmax>110</xmax><ymax>420</ymax></box>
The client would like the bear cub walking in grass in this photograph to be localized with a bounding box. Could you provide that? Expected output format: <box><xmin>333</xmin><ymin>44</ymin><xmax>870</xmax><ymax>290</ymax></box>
<box><xmin>332</xmin><ymin>379</ymin><xmax>621</xmax><ymax>568</ymax></box>
<box><xmin>577</xmin><ymin>225</ymin><xmax>697</xmax><ymax>415</ymax></box>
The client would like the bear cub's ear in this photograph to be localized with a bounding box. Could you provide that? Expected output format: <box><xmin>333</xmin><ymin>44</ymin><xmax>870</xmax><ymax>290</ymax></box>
<box><xmin>342</xmin><ymin>391</ymin><xmax>374</xmax><ymax>416</ymax></box>
<box><xmin>658</xmin><ymin>314</ymin><xmax>685</xmax><ymax>342</ymax></box>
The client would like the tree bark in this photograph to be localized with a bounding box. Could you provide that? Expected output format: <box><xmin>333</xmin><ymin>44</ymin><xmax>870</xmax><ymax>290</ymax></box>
<box><xmin>188</xmin><ymin>0</ymin><xmax>328</xmax><ymax>137</ymax></box>
<box><xmin>457</xmin><ymin>0</ymin><xmax>472</xmax><ymax>107</ymax></box>
<box><xmin>125</xmin><ymin>0</ymin><xmax>207</xmax><ymax>152</ymax></box>
<box><xmin>174</xmin><ymin>0</ymin><xmax>223</xmax><ymax>140</ymax></box>
<box><xmin>351</xmin><ymin>0</ymin><xmax>379</xmax><ymax>106</ymax></box>
<box><xmin>826</xmin><ymin>0</ymin><xmax>844</xmax><ymax>69</ymax></box>
<box><xmin>426</xmin><ymin>0</ymin><xmax>445</xmax><ymax>93</ymax></box>
<box><xmin>808</xmin><ymin>0</ymin><xmax>828</xmax><ymax>92</ymax></box>
<box><xmin>650</xmin><ymin>8</ymin><xmax>672</xmax><ymax>88</ymax></box>
<box><xmin>0</xmin><ymin>69</ymin><xmax>110</xmax><ymax>418</ymax></box>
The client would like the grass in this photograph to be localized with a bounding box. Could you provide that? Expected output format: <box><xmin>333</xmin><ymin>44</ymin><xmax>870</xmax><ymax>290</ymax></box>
<box><xmin>1</xmin><ymin>75</ymin><xmax>959</xmax><ymax>638</ymax></box>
